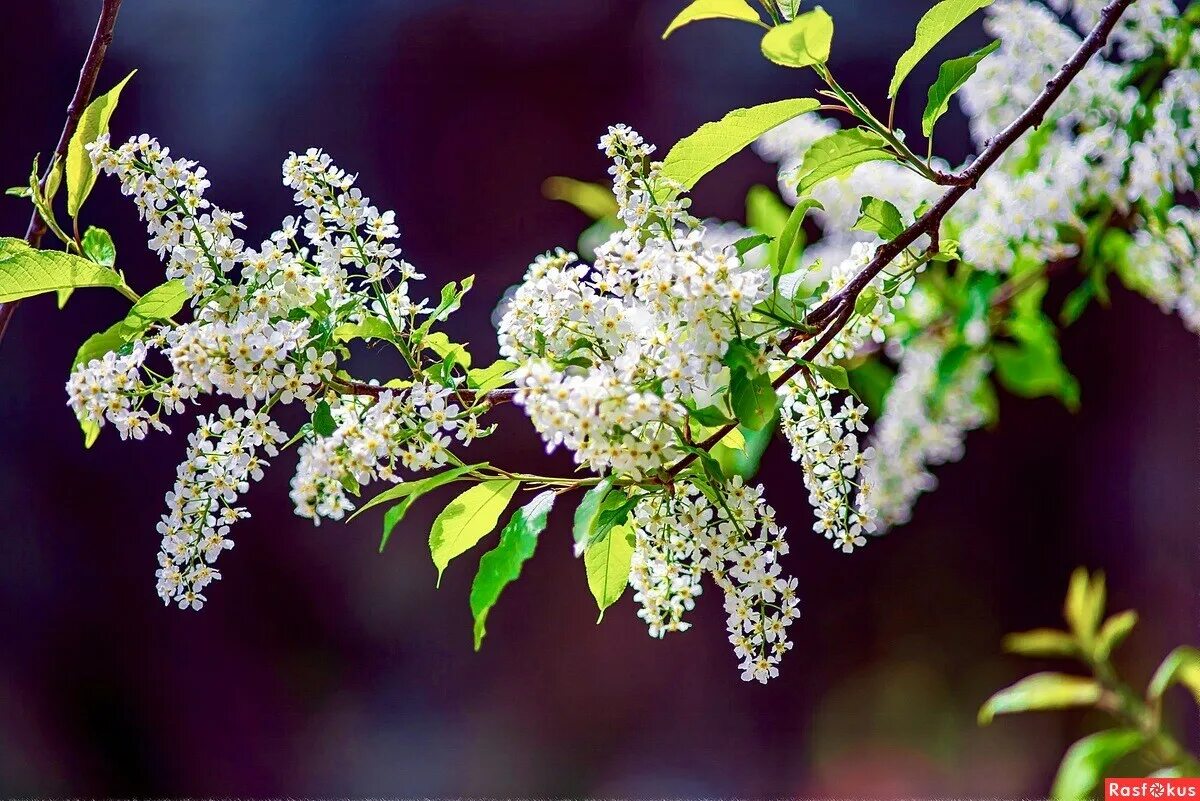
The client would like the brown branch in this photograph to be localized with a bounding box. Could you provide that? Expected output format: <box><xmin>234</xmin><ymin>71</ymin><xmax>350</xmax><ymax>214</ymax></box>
<box><xmin>0</xmin><ymin>0</ymin><xmax>124</xmax><ymax>345</ymax></box>
<box><xmin>668</xmin><ymin>0</ymin><xmax>1135</xmax><ymax>478</ymax></box>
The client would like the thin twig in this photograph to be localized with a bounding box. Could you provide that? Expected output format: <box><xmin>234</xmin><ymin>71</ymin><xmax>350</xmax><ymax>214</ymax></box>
<box><xmin>0</xmin><ymin>0</ymin><xmax>124</xmax><ymax>345</ymax></box>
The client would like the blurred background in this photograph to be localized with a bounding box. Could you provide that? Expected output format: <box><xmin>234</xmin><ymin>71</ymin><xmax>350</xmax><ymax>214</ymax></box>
<box><xmin>0</xmin><ymin>1</ymin><xmax>1196</xmax><ymax>795</ymax></box>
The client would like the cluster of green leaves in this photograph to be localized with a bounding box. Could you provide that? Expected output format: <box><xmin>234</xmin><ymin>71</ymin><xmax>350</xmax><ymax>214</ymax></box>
<box><xmin>980</xmin><ymin>569</ymin><xmax>1200</xmax><ymax>796</ymax></box>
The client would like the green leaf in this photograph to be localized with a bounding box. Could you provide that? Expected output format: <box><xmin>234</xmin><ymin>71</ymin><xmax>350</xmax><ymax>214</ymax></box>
<box><xmin>795</xmin><ymin>129</ymin><xmax>898</xmax><ymax>196</ymax></box>
<box><xmin>590</xmin><ymin>489</ymin><xmax>638</xmax><ymax>545</ymax></box>
<box><xmin>688</xmin><ymin>404</ymin><xmax>734</xmax><ymax>428</ymax></box>
<box><xmin>760</xmin><ymin>7</ymin><xmax>834</xmax><ymax>68</ymax></box>
<box><xmin>128</xmin><ymin>279</ymin><xmax>188</xmax><ymax>322</ymax></box>
<box><xmin>332</xmin><ymin>316</ymin><xmax>393</xmax><ymax>343</ymax></box>
<box><xmin>662</xmin><ymin>0</ymin><xmax>762</xmax><ymax>39</ymax></box>
<box><xmin>732</xmin><ymin>233</ymin><xmax>773</xmax><ymax>257</ymax></box>
<box><xmin>729</xmin><ymin>365</ymin><xmax>778</xmax><ymax>430</ymax></box>
<box><xmin>922</xmin><ymin>39</ymin><xmax>1000</xmax><ymax>137</ymax></box>
<box><xmin>72</xmin><ymin>319</ymin><xmax>130</xmax><ymax>369</ymax></box>
<box><xmin>713</xmin><ymin>418</ymin><xmax>775</xmax><ymax>480</ymax></box>
<box><xmin>994</xmin><ymin>285</ymin><xmax>1080</xmax><ymax>411</ymax></box>
<box><xmin>1064</xmin><ymin>567</ymin><xmax>1101</xmax><ymax>641</ymax></box>
<box><xmin>661</xmin><ymin>98</ymin><xmax>822</xmax><ymax>189</ymax></box>
<box><xmin>541</xmin><ymin>176</ymin><xmax>618</xmax><ymax>219</ymax></box>
<box><xmin>312</xmin><ymin>400</ymin><xmax>336</xmax><ymax>437</ymax></box>
<box><xmin>774</xmin><ymin>197</ymin><xmax>824</xmax><ymax>278</ymax></box>
<box><xmin>848</xmin><ymin>358</ymin><xmax>894</xmax><ymax>413</ymax></box>
<box><xmin>423</xmin><ymin>331</ymin><xmax>471</xmax><ymax>369</ymax></box>
<box><xmin>81</xmin><ymin>226</ymin><xmax>116</xmax><ymax>267</ymax></box>
<box><xmin>1003</xmin><ymin>628</ymin><xmax>1078</xmax><ymax>658</ymax></box>
<box><xmin>352</xmin><ymin>462</ymin><xmax>484</xmax><ymax>521</ymax></box>
<box><xmin>1059</xmin><ymin>281</ymin><xmax>1095</xmax><ymax>327</ymax></box>
<box><xmin>467</xmin><ymin>359</ymin><xmax>517</xmax><ymax>393</ymax></box>
<box><xmin>1095</xmin><ymin>610</ymin><xmax>1137</xmax><ymax>661</ymax></box>
<box><xmin>888</xmin><ymin>0</ymin><xmax>994</xmax><ymax>99</ymax></box>
<box><xmin>809</xmin><ymin>362</ymin><xmax>850</xmax><ymax>391</ymax></box>
<box><xmin>66</xmin><ymin>70</ymin><xmax>136</xmax><ymax>219</ymax></box>
<box><xmin>5</xmin><ymin>185</ymin><xmax>32</xmax><ymax>198</ymax></box>
<box><xmin>573</xmin><ymin>478</ymin><xmax>614</xmax><ymax>554</ymax></box>
<box><xmin>746</xmin><ymin>184</ymin><xmax>791</xmax><ymax>237</ymax></box>
<box><xmin>1051</xmin><ymin>729</ymin><xmax>1144</xmax><ymax>801</ymax></box>
<box><xmin>1148</xmin><ymin>646</ymin><xmax>1200</xmax><ymax>705</ymax></box>
<box><xmin>429</xmin><ymin>480</ymin><xmax>519</xmax><ymax>583</ymax></box>
<box><xmin>854</xmin><ymin>196</ymin><xmax>905</xmax><ymax>240</ymax></box>
<box><xmin>470</xmin><ymin>490</ymin><xmax>554</xmax><ymax>650</ymax></box>
<box><xmin>0</xmin><ymin>237</ymin><xmax>123</xmax><ymax>302</ymax></box>
<box><xmin>978</xmin><ymin>673</ymin><xmax>1103</xmax><ymax>725</ymax></box>
<box><xmin>584</xmin><ymin>521</ymin><xmax>634</xmax><ymax>618</ymax></box>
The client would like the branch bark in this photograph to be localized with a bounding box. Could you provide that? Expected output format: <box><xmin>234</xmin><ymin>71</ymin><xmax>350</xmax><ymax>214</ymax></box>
<box><xmin>0</xmin><ymin>0</ymin><xmax>124</xmax><ymax>345</ymax></box>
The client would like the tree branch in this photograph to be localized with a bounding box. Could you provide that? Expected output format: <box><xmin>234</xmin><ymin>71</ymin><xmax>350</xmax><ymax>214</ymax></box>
<box><xmin>0</xmin><ymin>0</ymin><xmax>124</xmax><ymax>345</ymax></box>
<box><xmin>668</xmin><ymin>0</ymin><xmax>1135</xmax><ymax>478</ymax></box>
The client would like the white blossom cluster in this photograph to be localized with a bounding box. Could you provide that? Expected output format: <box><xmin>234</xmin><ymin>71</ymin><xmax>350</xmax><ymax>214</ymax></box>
<box><xmin>498</xmin><ymin>126</ymin><xmax>769</xmax><ymax>478</ymax></box>
<box><xmin>154</xmin><ymin>406</ymin><xmax>286</xmax><ymax>609</ymax></box>
<box><xmin>861</xmin><ymin>339</ymin><xmax>993</xmax><ymax>531</ymax></box>
<box><xmin>290</xmin><ymin>383</ymin><xmax>484</xmax><ymax>523</ymax></box>
<box><xmin>1124</xmin><ymin>207</ymin><xmax>1200</xmax><ymax>334</ymax></box>
<box><xmin>628</xmin><ymin>479</ymin><xmax>800</xmax><ymax>683</ymax></box>
<box><xmin>75</xmin><ymin>135</ymin><xmax>489</xmax><ymax>608</ymax></box>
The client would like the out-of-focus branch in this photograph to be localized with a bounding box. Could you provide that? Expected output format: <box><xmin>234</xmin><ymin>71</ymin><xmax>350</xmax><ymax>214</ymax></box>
<box><xmin>0</xmin><ymin>0</ymin><xmax>124</xmax><ymax>345</ymax></box>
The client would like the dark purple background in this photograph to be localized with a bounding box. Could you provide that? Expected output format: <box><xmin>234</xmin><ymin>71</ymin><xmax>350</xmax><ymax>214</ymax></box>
<box><xmin>0</xmin><ymin>1</ymin><xmax>1196</xmax><ymax>795</ymax></box>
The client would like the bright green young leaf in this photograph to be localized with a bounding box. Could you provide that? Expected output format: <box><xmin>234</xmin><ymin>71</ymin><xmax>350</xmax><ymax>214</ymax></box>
<box><xmin>775</xmin><ymin>197</ymin><xmax>823</xmax><ymax>278</ymax></box>
<box><xmin>81</xmin><ymin>226</ymin><xmax>116</xmax><ymax>267</ymax></box>
<box><xmin>470</xmin><ymin>490</ymin><xmax>554</xmax><ymax>650</ymax></box>
<box><xmin>0</xmin><ymin>237</ymin><xmax>123</xmax><ymax>302</ymax></box>
<box><xmin>467</xmin><ymin>359</ymin><xmax>517</xmax><ymax>393</ymax></box>
<box><xmin>733</xmin><ymin>233</ymin><xmax>773</xmax><ymax>257</ymax></box>
<box><xmin>662</xmin><ymin>98</ymin><xmax>821</xmax><ymax>189</ymax></box>
<box><xmin>541</xmin><ymin>176</ymin><xmax>618</xmax><ymax>219</ymax></box>
<box><xmin>994</xmin><ymin>280</ymin><xmax>1080</xmax><ymax>411</ymax></box>
<box><xmin>312</xmin><ymin>400</ymin><xmax>336</xmax><ymax>437</ymax></box>
<box><xmin>760</xmin><ymin>7</ymin><xmax>834</xmax><ymax>68</ymax></box>
<box><xmin>128</xmin><ymin>279</ymin><xmax>188</xmax><ymax>322</ymax></box>
<box><xmin>66</xmin><ymin>70</ymin><xmax>136</xmax><ymax>218</ymax></box>
<box><xmin>720</xmin><ymin>427</ymin><xmax>747</xmax><ymax>451</ymax></box>
<box><xmin>663</xmin><ymin>0</ymin><xmax>762</xmax><ymax>39</ymax></box>
<box><xmin>333</xmin><ymin>316</ymin><xmax>393</xmax><ymax>343</ymax></box>
<box><xmin>423</xmin><ymin>331</ymin><xmax>471</xmax><ymax>369</ymax></box>
<box><xmin>922</xmin><ymin>39</ymin><xmax>1000</xmax><ymax>137</ymax></box>
<box><xmin>795</xmin><ymin>129</ymin><xmax>898</xmax><ymax>196</ymax></box>
<box><xmin>72</xmin><ymin>319</ymin><xmax>130</xmax><ymax>369</ymax></box>
<box><xmin>746</xmin><ymin>184</ymin><xmax>791</xmax><ymax>237</ymax></box>
<box><xmin>572</xmin><ymin>477</ymin><xmax>614</xmax><ymax>554</ymax></box>
<box><xmin>730</xmin><ymin>365</ymin><xmax>778</xmax><ymax>430</ymax></box>
<box><xmin>854</xmin><ymin>196</ymin><xmax>905</xmax><ymax>240</ymax></box>
<box><xmin>378</xmin><ymin>468</ymin><xmax>484</xmax><ymax>552</ymax></box>
<box><xmin>689</xmin><ymin>403</ymin><xmax>734</xmax><ymax>428</ymax></box>
<box><xmin>978</xmin><ymin>673</ymin><xmax>1102</xmax><ymax>725</ymax></box>
<box><xmin>809</xmin><ymin>362</ymin><xmax>850</xmax><ymax>391</ymax></box>
<box><xmin>352</xmin><ymin>462</ymin><xmax>484</xmax><ymax>521</ymax></box>
<box><xmin>1050</xmin><ymin>729</ymin><xmax>1144</xmax><ymax>801</ymax></box>
<box><xmin>1148</xmin><ymin>646</ymin><xmax>1200</xmax><ymax>705</ymax></box>
<box><xmin>585</xmin><ymin>521</ymin><xmax>634</xmax><ymax>618</ymax></box>
<box><xmin>888</xmin><ymin>0</ymin><xmax>993</xmax><ymax>99</ymax></box>
<box><xmin>429</xmin><ymin>480</ymin><xmax>519</xmax><ymax>583</ymax></box>
<box><xmin>1003</xmin><ymin>628</ymin><xmax>1078</xmax><ymax>658</ymax></box>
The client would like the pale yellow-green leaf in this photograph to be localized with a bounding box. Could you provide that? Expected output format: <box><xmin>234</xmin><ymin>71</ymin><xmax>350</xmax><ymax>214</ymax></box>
<box><xmin>128</xmin><ymin>280</ymin><xmax>188</xmax><ymax>322</ymax></box>
<box><xmin>720</xmin><ymin>427</ymin><xmax>747</xmax><ymax>452</ymax></box>
<box><xmin>760</xmin><ymin>7</ymin><xmax>833</xmax><ymax>68</ymax></box>
<box><xmin>1095</xmin><ymin>610</ymin><xmax>1137</xmax><ymax>660</ymax></box>
<box><xmin>333</xmin><ymin>316</ymin><xmax>393</xmax><ymax>343</ymax></box>
<box><xmin>541</xmin><ymin>176</ymin><xmax>618</xmax><ymax>220</ymax></box>
<box><xmin>429</xmin><ymin>480</ymin><xmax>519</xmax><ymax>583</ymax></box>
<box><xmin>0</xmin><ymin>237</ymin><xmax>122</xmax><ymax>302</ymax></box>
<box><xmin>888</xmin><ymin>0</ymin><xmax>993</xmax><ymax>98</ymax></box>
<box><xmin>1148</xmin><ymin>646</ymin><xmax>1200</xmax><ymax>705</ymax></box>
<box><xmin>66</xmin><ymin>70</ymin><xmax>136</xmax><ymax>218</ymax></box>
<box><xmin>1003</xmin><ymin>628</ymin><xmax>1078</xmax><ymax>658</ymax></box>
<box><xmin>978</xmin><ymin>673</ymin><xmax>1102</xmax><ymax>725</ymax></box>
<box><xmin>585</xmin><ymin>521</ymin><xmax>633</xmax><ymax>619</ymax></box>
<box><xmin>662</xmin><ymin>0</ymin><xmax>762</xmax><ymax>39</ymax></box>
<box><xmin>467</xmin><ymin>359</ymin><xmax>517</xmax><ymax>393</ymax></box>
<box><xmin>662</xmin><ymin>98</ymin><xmax>821</xmax><ymax>189</ymax></box>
